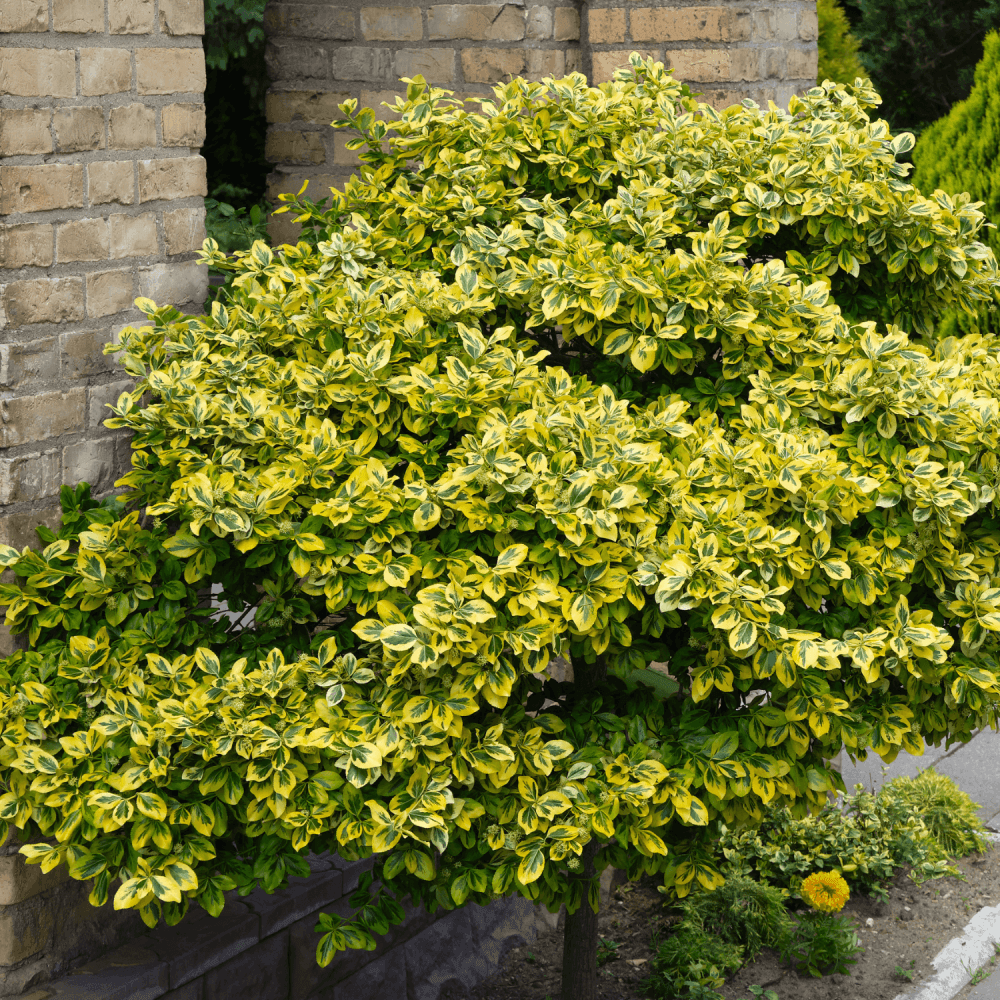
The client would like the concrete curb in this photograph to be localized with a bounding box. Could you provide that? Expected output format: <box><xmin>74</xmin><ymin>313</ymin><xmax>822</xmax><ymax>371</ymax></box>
<box><xmin>892</xmin><ymin>834</ymin><xmax>1000</xmax><ymax>1000</ymax></box>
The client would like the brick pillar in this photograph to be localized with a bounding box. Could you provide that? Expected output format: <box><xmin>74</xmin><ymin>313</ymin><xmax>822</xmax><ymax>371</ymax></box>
<box><xmin>0</xmin><ymin>0</ymin><xmax>209</xmax><ymax>649</ymax></box>
<box><xmin>263</xmin><ymin>0</ymin><xmax>583</xmax><ymax>245</ymax></box>
<box><xmin>586</xmin><ymin>1</ymin><xmax>818</xmax><ymax>107</ymax></box>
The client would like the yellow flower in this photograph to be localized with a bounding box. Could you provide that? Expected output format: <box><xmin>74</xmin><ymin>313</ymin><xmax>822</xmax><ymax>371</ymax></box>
<box><xmin>800</xmin><ymin>871</ymin><xmax>850</xmax><ymax>913</ymax></box>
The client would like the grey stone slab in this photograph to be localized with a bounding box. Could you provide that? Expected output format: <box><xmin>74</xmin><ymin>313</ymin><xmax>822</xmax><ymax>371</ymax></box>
<box><xmin>327</xmin><ymin>855</ymin><xmax>376</xmax><ymax>895</ymax></box>
<box><xmin>243</xmin><ymin>869</ymin><xmax>343</xmax><ymax>938</ymax></box>
<box><xmin>45</xmin><ymin>943</ymin><xmax>168</xmax><ymax>1000</ymax></box>
<box><xmin>202</xmin><ymin>928</ymin><xmax>289</xmax><ymax>1000</ymax></box>
<box><xmin>332</xmin><ymin>947</ymin><xmax>406</xmax><ymax>1000</ymax></box>
<box><xmin>158</xmin><ymin>981</ymin><xmax>203</xmax><ymax>1000</ymax></box>
<box><xmin>839</xmin><ymin>737</ymin><xmax>952</xmax><ymax>796</ymax></box>
<box><xmin>147</xmin><ymin>900</ymin><xmax>259</xmax><ymax>990</ymax></box>
<box><xmin>404</xmin><ymin>906</ymin><xmax>487</xmax><ymax>1000</ymax></box>
<box><xmin>465</xmin><ymin>896</ymin><xmax>538</xmax><ymax>971</ymax></box>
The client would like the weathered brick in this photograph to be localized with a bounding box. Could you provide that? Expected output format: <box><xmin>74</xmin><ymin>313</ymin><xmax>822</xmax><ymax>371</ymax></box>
<box><xmin>664</xmin><ymin>48</ymin><xmax>731</xmax><ymax>83</ymax></box>
<box><xmin>632</xmin><ymin>6</ymin><xmax>731</xmax><ymax>42</ymax></box>
<box><xmin>787</xmin><ymin>46</ymin><xmax>818</xmax><ymax>80</ymax></box>
<box><xmin>0</xmin><ymin>0</ymin><xmax>48</xmax><ymax>32</ymax></box>
<box><xmin>138</xmin><ymin>155</ymin><xmax>207</xmax><ymax>202</ymax></box>
<box><xmin>0</xmin><ymin>164</ymin><xmax>84</xmax><ymax>214</ymax></box>
<box><xmin>0</xmin><ymin>856</ymin><xmax>69</xmax><ymax>907</ymax></box>
<box><xmin>592</xmin><ymin>47</ymin><xmax>657</xmax><ymax>83</ymax></box>
<box><xmin>396</xmin><ymin>48</ymin><xmax>456</xmax><ymax>83</ymax></box>
<box><xmin>526</xmin><ymin>6</ymin><xmax>552</xmax><ymax>40</ymax></box>
<box><xmin>265</xmin><ymin>39</ymin><xmax>329</xmax><ymax>81</ymax></box>
<box><xmin>138</xmin><ymin>261</ymin><xmax>207</xmax><ymax>307</ymax></box>
<box><xmin>64</xmin><ymin>438</ymin><xmax>120</xmax><ymax>491</ymax></box>
<box><xmin>265</xmin><ymin>129</ymin><xmax>326</xmax><ymax>165</ymax></box>
<box><xmin>159</xmin><ymin>0</ymin><xmax>205</xmax><ymax>35</ymax></box>
<box><xmin>163</xmin><ymin>206</ymin><xmax>206</xmax><ymax>255</ymax></box>
<box><xmin>731</xmin><ymin>47</ymin><xmax>761</xmax><ymax>82</ymax></box>
<box><xmin>330</xmin><ymin>47</ymin><xmax>393</xmax><ymax>82</ymax></box>
<box><xmin>136</xmin><ymin>48</ymin><xmax>206</xmax><ymax>95</ymax></box>
<box><xmin>358</xmin><ymin>89</ymin><xmax>406</xmax><ymax>119</ymax></box>
<box><xmin>61</xmin><ymin>330</ymin><xmax>117</xmax><ymax>379</ymax></box>
<box><xmin>3</xmin><ymin>277</ymin><xmax>85</xmax><ymax>328</ymax></box>
<box><xmin>0</xmin><ymin>338</ymin><xmax>59</xmax><ymax>393</ymax></box>
<box><xmin>263</xmin><ymin>4</ymin><xmax>354</xmax><ymax>39</ymax></box>
<box><xmin>53</xmin><ymin>0</ymin><xmax>104</xmax><ymax>32</ymax></box>
<box><xmin>427</xmin><ymin>5</ymin><xmax>524</xmax><ymax>41</ymax></box>
<box><xmin>753</xmin><ymin>8</ymin><xmax>797</xmax><ymax>42</ymax></box>
<box><xmin>554</xmin><ymin>6</ymin><xmax>579</xmax><ymax>41</ymax></box>
<box><xmin>0</xmin><ymin>48</ymin><xmax>76</xmax><ymax>98</ymax></box>
<box><xmin>526</xmin><ymin>49</ymin><xmax>565</xmax><ymax>80</ymax></box>
<box><xmin>0</xmin><ymin>389</ymin><xmax>85</xmax><ymax>448</ymax></box>
<box><xmin>53</xmin><ymin>106</ymin><xmax>105</xmax><ymax>153</ymax></box>
<box><xmin>110</xmin><ymin>212</ymin><xmax>158</xmax><ymax>258</ymax></box>
<box><xmin>565</xmin><ymin>46</ymin><xmax>581</xmax><ymax>74</ymax></box>
<box><xmin>266</xmin><ymin>90</ymin><xmax>350</xmax><ymax>125</ymax></box>
<box><xmin>763</xmin><ymin>47</ymin><xmax>784</xmax><ymax>80</ymax></box>
<box><xmin>161</xmin><ymin>103</ymin><xmax>206</xmax><ymax>147</ymax></box>
<box><xmin>0</xmin><ymin>888</ymin><xmax>57</xmax><ymax>964</ymax></box>
<box><xmin>0</xmin><ymin>109</ymin><xmax>52</xmax><ymax>156</ymax></box>
<box><xmin>202</xmin><ymin>930</ymin><xmax>288</xmax><ymax>1000</ymax></box>
<box><xmin>0</xmin><ymin>224</ymin><xmax>53</xmax><ymax>269</ymax></box>
<box><xmin>361</xmin><ymin>6</ymin><xmax>422</xmax><ymax>41</ymax></box>
<box><xmin>700</xmin><ymin>87</ymin><xmax>747</xmax><ymax>111</ymax></box>
<box><xmin>88</xmin><ymin>160</ymin><xmax>135</xmax><ymax>206</ymax></box>
<box><xmin>462</xmin><ymin>47</ymin><xmax>523</xmax><ymax>84</ymax></box>
<box><xmin>588</xmin><ymin>8</ymin><xmax>625</xmax><ymax>44</ymax></box>
<box><xmin>81</xmin><ymin>47</ymin><xmax>132</xmax><ymax>95</ymax></box>
<box><xmin>109</xmin><ymin>103</ymin><xmax>156</xmax><ymax>149</ymax></box>
<box><xmin>799</xmin><ymin>9</ymin><xmax>819</xmax><ymax>42</ymax></box>
<box><xmin>110</xmin><ymin>0</ymin><xmax>154</xmax><ymax>34</ymax></box>
<box><xmin>86</xmin><ymin>269</ymin><xmax>136</xmax><ymax>317</ymax></box>
<box><xmin>0</xmin><ymin>452</ymin><xmax>64</xmax><ymax>504</ymax></box>
<box><xmin>56</xmin><ymin>218</ymin><xmax>110</xmax><ymax>263</ymax></box>
<box><xmin>89</xmin><ymin>379</ymin><xmax>135</xmax><ymax>430</ymax></box>
<box><xmin>332</xmin><ymin>131</ymin><xmax>361</xmax><ymax>167</ymax></box>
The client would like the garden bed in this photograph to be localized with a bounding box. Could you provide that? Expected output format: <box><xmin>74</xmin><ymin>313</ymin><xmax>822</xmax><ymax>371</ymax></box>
<box><xmin>470</xmin><ymin>843</ymin><xmax>1000</xmax><ymax>1000</ymax></box>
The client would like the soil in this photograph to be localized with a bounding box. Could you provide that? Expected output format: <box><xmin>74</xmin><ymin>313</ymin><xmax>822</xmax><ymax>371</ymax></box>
<box><xmin>470</xmin><ymin>844</ymin><xmax>1000</xmax><ymax>1000</ymax></box>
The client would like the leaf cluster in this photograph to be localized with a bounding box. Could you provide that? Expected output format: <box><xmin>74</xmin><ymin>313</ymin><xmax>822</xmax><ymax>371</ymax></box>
<box><xmin>0</xmin><ymin>57</ymin><xmax>999</xmax><ymax>960</ymax></box>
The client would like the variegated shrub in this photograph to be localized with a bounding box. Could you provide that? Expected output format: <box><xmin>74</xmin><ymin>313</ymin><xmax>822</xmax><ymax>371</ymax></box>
<box><xmin>1</xmin><ymin>57</ymin><xmax>1000</xmax><ymax>963</ymax></box>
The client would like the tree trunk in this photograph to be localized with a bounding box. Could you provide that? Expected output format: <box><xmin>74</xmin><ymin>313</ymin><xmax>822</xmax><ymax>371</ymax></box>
<box><xmin>561</xmin><ymin>839</ymin><xmax>600</xmax><ymax>1000</ymax></box>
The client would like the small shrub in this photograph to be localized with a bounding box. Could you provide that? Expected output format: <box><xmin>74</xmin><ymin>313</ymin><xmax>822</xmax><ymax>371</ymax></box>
<box><xmin>780</xmin><ymin>911</ymin><xmax>862</xmax><ymax>977</ymax></box>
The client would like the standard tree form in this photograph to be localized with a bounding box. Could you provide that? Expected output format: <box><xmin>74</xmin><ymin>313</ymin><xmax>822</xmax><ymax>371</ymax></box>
<box><xmin>2</xmin><ymin>58</ymin><xmax>1000</xmax><ymax>1000</ymax></box>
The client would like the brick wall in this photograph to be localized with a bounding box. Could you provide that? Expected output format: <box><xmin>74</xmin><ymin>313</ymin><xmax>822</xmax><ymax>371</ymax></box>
<box><xmin>0</xmin><ymin>0</ymin><xmax>210</xmax><ymax>643</ymax></box>
<box><xmin>263</xmin><ymin>0</ymin><xmax>818</xmax><ymax>243</ymax></box>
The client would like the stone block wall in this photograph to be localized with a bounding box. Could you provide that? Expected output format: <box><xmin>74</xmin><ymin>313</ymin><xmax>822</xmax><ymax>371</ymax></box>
<box><xmin>263</xmin><ymin>0</ymin><xmax>818</xmax><ymax>243</ymax></box>
<box><xmin>0</xmin><ymin>0</ymin><xmax>210</xmax><ymax>639</ymax></box>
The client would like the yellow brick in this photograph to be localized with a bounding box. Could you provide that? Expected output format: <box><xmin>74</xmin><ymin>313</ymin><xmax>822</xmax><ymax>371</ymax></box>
<box><xmin>0</xmin><ymin>164</ymin><xmax>85</xmax><ymax>215</ymax></box>
<box><xmin>0</xmin><ymin>48</ymin><xmax>76</xmax><ymax>98</ymax></box>
<box><xmin>109</xmin><ymin>104</ymin><xmax>156</xmax><ymax>149</ymax></box>
<box><xmin>110</xmin><ymin>0</ymin><xmax>154</xmax><ymax>34</ymax></box>
<box><xmin>0</xmin><ymin>109</ymin><xmax>52</xmax><ymax>156</ymax></box>
<box><xmin>526</xmin><ymin>49</ymin><xmax>565</xmax><ymax>80</ymax></box>
<box><xmin>159</xmin><ymin>0</ymin><xmax>204</xmax><ymax>35</ymax></box>
<box><xmin>53</xmin><ymin>0</ymin><xmax>104</xmax><ymax>32</ymax></box>
<box><xmin>333</xmin><ymin>131</ymin><xmax>362</xmax><ymax>167</ymax></box>
<box><xmin>461</xmin><ymin>47</ymin><xmax>524</xmax><ymax>84</ymax></box>
<box><xmin>358</xmin><ymin>89</ymin><xmax>407</xmax><ymax>120</ymax></box>
<box><xmin>631</xmin><ymin>7</ymin><xmax>732</xmax><ymax>42</ymax></box>
<box><xmin>53</xmin><ymin>106</ymin><xmax>105</xmax><ymax>153</ymax></box>
<box><xmin>799</xmin><ymin>9</ymin><xmax>819</xmax><ymax>42</ymax></box>
<box><xmin>395</xmin><ymin>48</ymin><xmax>456</xmax><ymax>83</ymax></box>
<box><xmin>664</xmin><ymin>48</ymin><xmax>731</xmax><ymax>84</ymax></box>
<box><xmin>526</xmin><ymin>6</ymin><xmax>552</xmax><ymax>40</ymax></box>
<box><xmin>0</xmin><ymin>0</ymin><xmax>48</xmax><ymax>32</ymax></box>
<box><xmin>136</xmin><ymin>48</ymin><xmax>205</xmax><ymax>95</ymax></box>
<box><xmin>787</xmin><ymin>47</ymin><xmax>818</xmax><ymax>80</ymax></box>
<box><xmin>56</xmin><ymin>218</ymin><xmax>110</xmax><ymax>263</ymax></box>
<box><xmin>554</xmin><ymin>6</ymin><xmax>579</xmax><ymax>41</ymax></box>
<box><xmin>263</xmin><ymin>4</ymin><xmax>354</xmax><ymax>38</ymax></box>
<box><xmin>360</xmin><ymin>6</ymin><xmax>423</xmax><ymax>41</ymax></box>
<box><xmin>161</xmin><ymin>103</ymin><xmax>206</xmax><ymax>147</ymax></box>
<box><xmin>80</xmin><ymin>48</ymin><xmax>132</xmax><ymax>95</ymax></box>
<box><xmin>137</xmin><ymin>155</ymin><xmax>207</xmax><ymax>202</ymax></box>
<box><xmin>87</xmin><ymin>160</ymin><xmax>135</xmax><ymax>206</ymax></box>
<box><xmin>588</xmin><ymin>8</ymin><xmax>625</xmax><ymax>44</ymax></box>
<box><xmin>86</xmin><ymin>270</ymin><xmax>136</xmax><ymax>318</ymax></box>
<box><xmin>110</xmin><ymin>213</ymin><xmax>158</xmax><ymax>258</ymax></box>
<box><xmin>266</xmin><ymin>91</ymin><xmax>351</xmax><ymax>125</ymax></box>
<box><xmin>163</xmin><ymin>206</ymin><xmax>206</xmax><ymax>255</ymax></box>
<box><xmin>2</xmin><ymin>279</ymin><xmax>85</xmax><ymax>329</ymax></box>
<box><xmin>265</xmin><ymin>130</ymin><xmax>326</xmax><ymax>165</ymax></box>
<box><xmin>427</xmin><ymin>5</ymin><xmax>525</xmax><ymax>41</ymax></box>
<box><xmin>0</xmin><ymin>224</ymin><xmax>53</xmax><ymax>269</ymax></box>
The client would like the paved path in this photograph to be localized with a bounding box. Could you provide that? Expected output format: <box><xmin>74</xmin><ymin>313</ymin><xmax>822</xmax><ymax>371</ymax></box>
<box><xmin>839</xmin><ymin>727</ymin><xmax>1000</xmax><ymax>830</ymax></box>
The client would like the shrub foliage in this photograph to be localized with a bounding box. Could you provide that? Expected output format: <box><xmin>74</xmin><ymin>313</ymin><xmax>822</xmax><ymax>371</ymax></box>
<box><xmin>817</xmin><ymin>0</ymin><xmax>865</xmax><ymax>88</ymax></box>
<box><xmin>1</xmin><ymin>59</ymin><xmax>999</xmax><ymax>959</ymax></box>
